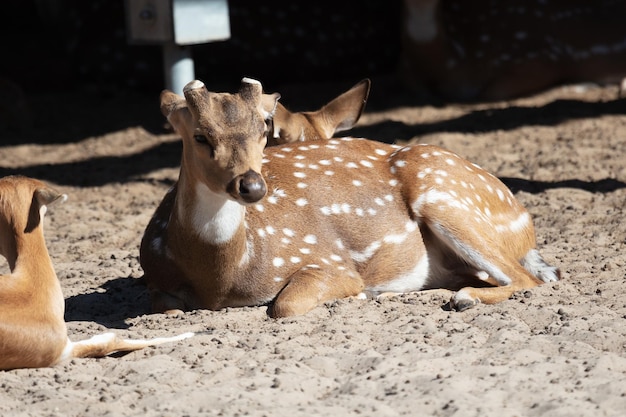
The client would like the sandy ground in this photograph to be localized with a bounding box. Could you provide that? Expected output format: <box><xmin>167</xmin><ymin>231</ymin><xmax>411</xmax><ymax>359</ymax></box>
<box><xmin>1</xmin><ymin>76</ymin><xmax>625</xmax><ymax>416</ymax></box>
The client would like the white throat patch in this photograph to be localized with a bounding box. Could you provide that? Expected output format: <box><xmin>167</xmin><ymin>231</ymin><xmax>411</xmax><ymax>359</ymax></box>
<box><xmin>186</xmin><ymin>183</ymin><xmax>244</xmax><ymax>245</ymax></box>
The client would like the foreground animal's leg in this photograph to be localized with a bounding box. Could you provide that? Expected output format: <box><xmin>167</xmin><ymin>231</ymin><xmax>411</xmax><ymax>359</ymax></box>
<box><xmin>271</xmin><ymin>268</ymin><xmax>365</xmax><ymax>318</ymax></box>
<box><xmin>61</xmin><ymin>332</ymin><xmax>195</xmax><ymax>362</ymax></box>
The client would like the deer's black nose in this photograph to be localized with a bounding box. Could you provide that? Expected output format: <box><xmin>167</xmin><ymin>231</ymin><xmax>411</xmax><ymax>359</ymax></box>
<box><xmin>228</xmin><ymin>170</ymin><xmax>267</xmax><ymax>203</ymax></box>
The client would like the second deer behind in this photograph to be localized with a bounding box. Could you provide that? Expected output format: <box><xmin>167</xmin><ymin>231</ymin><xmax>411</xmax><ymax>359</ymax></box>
<box><xmin>139</xmin><ymin>78</ymin><xmax>559</xmax><ymax>317</ymax></box>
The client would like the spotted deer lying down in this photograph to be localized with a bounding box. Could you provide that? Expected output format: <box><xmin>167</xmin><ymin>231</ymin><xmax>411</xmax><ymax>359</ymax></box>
<box><xmin>0</xmin><ymin>176</ymin><xmax>193</xmax><ymax>370</ymax></box>
<box><xmin>140</xmin><ymin>78</ymin><xmax>559</xmax><ymax>317</ymax></box>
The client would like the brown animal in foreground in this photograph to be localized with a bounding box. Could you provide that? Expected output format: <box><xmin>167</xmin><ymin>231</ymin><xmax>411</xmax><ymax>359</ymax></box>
<box><xmin>0</xmin><ymin>176</ymin><xmax>193</xmax><ymax>371</ymax></box>
<box><xmin>140</xmin><ymin>77</ymin><xmax>559</xmax><ymax>318</ymax></box>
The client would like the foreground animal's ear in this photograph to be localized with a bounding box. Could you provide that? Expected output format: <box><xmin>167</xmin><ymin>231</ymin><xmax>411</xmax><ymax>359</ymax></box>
<box><xmin>35</xmin><ymin>187</ymin><xmax>67</xmax><ymax>208</ymax></box>
<box><xmin>25</xmin><ymin>186</ymin><xmax>66</xmax><ymax>233</ymax></box>
<box><xmin>317</xmin><ymin>78</ymin><xmax>371</xmax><ymax>138</ymax></box>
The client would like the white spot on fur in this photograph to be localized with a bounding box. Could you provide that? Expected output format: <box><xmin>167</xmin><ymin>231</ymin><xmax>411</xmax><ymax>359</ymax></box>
<box><xmin>495</xmin><ymin>211</ymin><xmax>530</xmax><ymax>233</ymax></box>
<box><xmin>296</xmin><ymin>198</ymin><xmax>308</xmax><ymax>207</ymax></box>
<box><xmin>303</xmin><ymin>234</ymin><xmax>317</xmax><ymax>244</ymax></box>
<box><xmin>350</xmin><ymin>241</ymin><xmax>382</xmax><ymax>263</ymax></box>
<box><xmin>273</xmin><ymin>257</ymin><xmax>285</xmax><ymax>267</ymax></box>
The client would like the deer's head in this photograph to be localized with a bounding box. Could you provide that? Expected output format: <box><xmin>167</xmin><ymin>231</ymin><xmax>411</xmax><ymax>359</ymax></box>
<box><xmin>268</xmin><ymin>79</ymin><xmax>371</xmax><ymax>146</ymax></box>
<box><xmin>162</xmin><ymin>78</ymin><xmax>280</xmax><ymax>205</ymax></box>
<box><xmin>0</xmin><ymin>175</ymin><xmax>66</xmax><ymax>269</ymax></box>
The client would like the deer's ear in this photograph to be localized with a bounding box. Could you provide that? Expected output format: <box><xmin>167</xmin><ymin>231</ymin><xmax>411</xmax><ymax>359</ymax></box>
<box><xmin>317</xmin><ymin>78</ymin><xmax>371</xmax><ymax>138</ymax></box>
<box><xmin>25</xmin><ymin>186</ymin><xmax>66</xmax><ymax>233</ymax></box>
<box><xmin>160</xmin><ymin>90</ymin><xmax>187</xmax><ymax>118</ymax></box>
<box><xmin>260</xmin><ymin>92</ymin><xmax>281</xmax><ymax>120</ymax></box>
<box><xmin>35</xmin><ymin>187</ymin><xmax>66</xmax><ymax>208</ymax></box>
<box><xmin>161</xmin><ymin>89</ymin><xmax>192</xmax><ymax>132</ymax></box>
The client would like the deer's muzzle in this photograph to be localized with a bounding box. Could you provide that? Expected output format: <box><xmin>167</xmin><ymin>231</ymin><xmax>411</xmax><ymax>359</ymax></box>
<box><xmin>227</xmin><ymin>170</ymin><xmax>267</xmax><ymax>204</ymax></box>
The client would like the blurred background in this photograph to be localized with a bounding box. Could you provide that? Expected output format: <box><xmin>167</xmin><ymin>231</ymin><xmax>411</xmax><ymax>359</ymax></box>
<box><xmin>3</xmin><ymin>0</ymin><xmax>625</xmax><ymax>98</ymax></box>
<box><xmin>0</xmin><ymin>1</ymin><xmax>402</xmax><ymax>94</ymax></box>
<box><xmin>1</xmin><ymin>0</ymin><xmax>625</xmax><ymax>142</ymax></box>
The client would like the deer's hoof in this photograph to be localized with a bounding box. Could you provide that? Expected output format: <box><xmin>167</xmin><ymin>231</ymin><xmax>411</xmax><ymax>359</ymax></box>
<box><xmin>451</xmin><ymin>290</ymin><xmax>480</xmax><ymax>311</ymax></box>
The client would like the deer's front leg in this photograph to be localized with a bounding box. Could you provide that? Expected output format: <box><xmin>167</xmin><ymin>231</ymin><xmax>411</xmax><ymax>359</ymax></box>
<box><xmin>271</xmin><ymin>267</ymin><xmax>365</xmax><ymax>318</ymax></box>
<box><xmin>149</xmin><ymin>286</ymin><xmax>198</xmax><ymax>315</ymax></box>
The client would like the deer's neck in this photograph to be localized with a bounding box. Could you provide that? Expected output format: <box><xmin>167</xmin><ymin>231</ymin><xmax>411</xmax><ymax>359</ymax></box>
<box><xmin>11</xmin><ymin>228</ymin><xmax>55</xmax><ymax>279</ymax></box>
<box><xmin>175</xmin><ymin>175</ymin><xmax>247</xmax><ymax>248</ymax></box>
<box><xmin>9</xmin><ymin>226</ymin><xmax>64</xmax><ymax>318</ymax></box>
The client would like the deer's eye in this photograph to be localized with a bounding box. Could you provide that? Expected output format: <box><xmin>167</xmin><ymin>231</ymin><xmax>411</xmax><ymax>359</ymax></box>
<box><xmin>194</xmin><ymin>135</ymin><xmax>215</xmax><ymax>157</ymax></box>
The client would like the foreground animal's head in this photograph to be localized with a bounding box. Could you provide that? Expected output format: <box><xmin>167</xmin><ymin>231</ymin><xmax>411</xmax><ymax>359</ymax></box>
<box><xmin>267</xmin><ymin>78</ymin><xmax>371</xmax><ymax>146</ymax></box>
<box><xmin>0</xmin><ymin>175</ymin><xmax>66</xmax><ymax>268</ymax></box>
<box><xmin>161</xmin><ymin>78</ymin><xmax>281</xmax><ymax>205</ymax></box>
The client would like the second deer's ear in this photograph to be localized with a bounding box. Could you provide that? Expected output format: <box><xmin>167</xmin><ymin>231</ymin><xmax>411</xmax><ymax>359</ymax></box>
<box><xmin>317</xmin><ymin>78</ymin><xmax>371</xmax><ymax>138</ymax></box>
<box><xmin>260</xmin><ymin>92</ymin><xmax>281</xmax><ymax>120</ymax></box>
